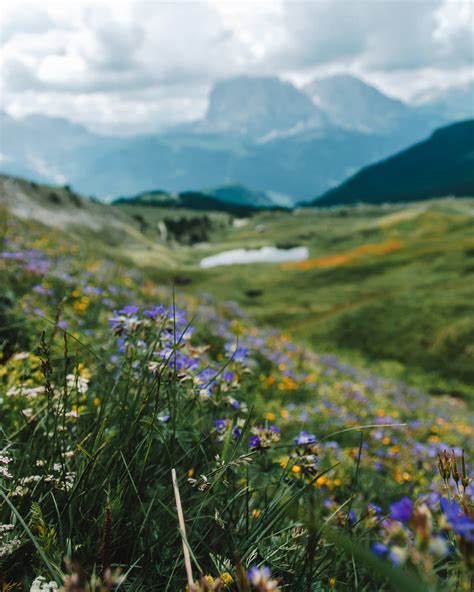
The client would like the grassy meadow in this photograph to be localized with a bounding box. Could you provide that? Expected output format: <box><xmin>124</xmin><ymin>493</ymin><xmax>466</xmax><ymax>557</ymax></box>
<box><xmin>0</xmin><ymin>194</ymin><xmax>473</xmax><ymax>591</ymax></box>
<box><xmin>120</xmin><ymin>198</ymin><xmax>474</xmax><ymax>400</ymax></box>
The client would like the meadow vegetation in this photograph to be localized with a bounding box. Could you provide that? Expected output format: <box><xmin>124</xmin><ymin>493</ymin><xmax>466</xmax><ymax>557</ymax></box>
<box><xmin>0</xmin><ymin>203</ymin><xmax>473</xmax><ymax>590</ymax></box>
<box><xmin>123</xmin><ymin>198</ymin><xmax>474</xmax><ymax>400</ymax></box>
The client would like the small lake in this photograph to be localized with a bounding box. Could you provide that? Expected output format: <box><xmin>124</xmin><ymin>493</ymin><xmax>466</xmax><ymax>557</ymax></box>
<box><xmin>200</xmin><ymin>246</ymin><xmax>309</xmax><ymax>268</ymax></box>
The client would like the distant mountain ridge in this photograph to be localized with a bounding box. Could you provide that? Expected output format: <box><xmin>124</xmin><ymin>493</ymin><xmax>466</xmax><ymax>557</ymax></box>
<box><xmin>1</xmin><ymin>75</ymin><xmax>472</xmax><ymax>203</ymax></box>
<box><xmin>114</xmin><ymin>183</ymin><xmax>291</xmax><ymax>215</ymax></box>
<box><xmin>202</xmin><ymin>76</ymin><xmax>327</xmax><ymax>138</ymax></box>
<box><xmin>303</xmin><ymin>74</ymin><xmax>438</xmax><ymax>137</ymax></box>
<box><xmin>312</xmin><ymin>120</ymin><xmax>474</xmax><ymax>206</ymax></box>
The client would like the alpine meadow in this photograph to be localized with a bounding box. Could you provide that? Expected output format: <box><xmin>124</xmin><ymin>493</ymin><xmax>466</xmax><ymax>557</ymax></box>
<box><xmin>0</xmin><ymin>2</ymin><xmax>473</xmax><ymax>591</ymax></box>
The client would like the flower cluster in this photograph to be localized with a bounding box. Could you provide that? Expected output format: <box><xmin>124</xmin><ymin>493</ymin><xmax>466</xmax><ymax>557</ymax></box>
<box><xmin>249</xmin><ymin>426</ymin><xmax>281</xmax><ymax>450</ymax></box>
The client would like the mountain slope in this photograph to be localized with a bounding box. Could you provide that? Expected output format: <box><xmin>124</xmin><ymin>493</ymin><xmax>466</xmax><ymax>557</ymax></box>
<box><xmin>303</xmin><ymin>74</ymin><xmax>444</xmax><ymax>139</ymax></box>
<box><xmin>312</xmin><ymin>120</ymin><xmax>474</xmax><ymax>206</ymax></box>
<box><xmin>0</xmin><ymin>75</ymin><xmax>458</xmax><ymax>202</ymax></box>
<box><xmin>304</xmin><ymin>74</ymin><xmax>409</xmax><ymax>133</ymax></box>
<box><xmin>200</xmin><ymin>76</ymin><xmax>327</xmax><ymax>138</ymax></box>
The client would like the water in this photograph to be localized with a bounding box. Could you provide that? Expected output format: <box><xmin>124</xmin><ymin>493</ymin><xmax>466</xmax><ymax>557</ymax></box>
<box><xmin>200</xmin><ymin>246</ymin><xmax>309</xmax><ymax>268</ymax></box>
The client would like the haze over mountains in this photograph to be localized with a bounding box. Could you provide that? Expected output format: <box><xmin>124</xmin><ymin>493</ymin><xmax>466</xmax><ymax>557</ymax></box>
<box><xmin>1</xmin><ymin>74</ymin><xmax>472</xmax><ymax>204</ymax></box>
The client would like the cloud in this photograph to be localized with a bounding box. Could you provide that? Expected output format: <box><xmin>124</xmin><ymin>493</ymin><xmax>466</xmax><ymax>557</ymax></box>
<box><xmin>1</xmin><ymin>0</ymin><xmax>472</xmax><ymax>134</ymax></box>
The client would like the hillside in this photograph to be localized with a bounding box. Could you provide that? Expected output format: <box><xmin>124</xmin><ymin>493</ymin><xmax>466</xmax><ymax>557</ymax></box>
<box><xmin>2</xmin><ymin>197</ymin><xmax>473</xmax><ymax>589</ymax></box>
<box><xmin>115</xmin><ymin>183</ymin><xmax>287</xmax><ymax>214</ymax></box>
<box><xmin>0</xmin><ymin>175</ymin><xmax>176</xmax><ymax>267</ymax></box>
<box><xmin>2</xmin><ymin>175</ymin><xmax>473</xmax><ymax>396</ymax></box>
<box><xmin>313</xmin><ymin>120</ymin><xmax>474</xmax><ymax>206</ymax></box>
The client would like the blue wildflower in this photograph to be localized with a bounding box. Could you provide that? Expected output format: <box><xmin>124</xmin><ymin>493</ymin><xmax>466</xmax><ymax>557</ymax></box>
<box><xmin>294</xmin><ymin>431</ymin><xmax>317</xmax><ymax>446</ymax></box>
<box><xmin>440</xmin><ymin>498</ymin><xmax>474</xmax><ymax>542</ymax></box>
<box><xmin>390</xmin><ymin>496</ymin><xmax>413</xmax><ymax>522</ymax></box>
<box><xmin>371</xmin><ymin>542</ymin><xmax>389</xmax><ymax>557</ymax></box>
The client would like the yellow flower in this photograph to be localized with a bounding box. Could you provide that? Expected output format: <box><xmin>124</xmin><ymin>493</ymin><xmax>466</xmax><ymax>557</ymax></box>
<box><xmin>264</xmin><ymin>412</ymin><xmax>276</xmax><ymax>421</ymax></box>
<box><xmin>316</xmin><ymin>476</ymin><xmax>327</xmax><ymax>488</ymax></box>
<box><xmin>252</xmin><ymin>509</ymin><xmax>261</xmax><ymax>518</ymax></box>
<box><xmin>291</xmin><ymin>465</ymin><xmax>301</xmax><ymax>474</ymax></box>
<box><xmin>220</xmin><ymin>572</ymin><xmax>233</xmax><ymax>589</ymax></box>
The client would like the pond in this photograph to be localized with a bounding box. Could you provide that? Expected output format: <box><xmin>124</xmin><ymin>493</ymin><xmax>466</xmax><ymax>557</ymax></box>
<box><xmin>199</xmin><ymin>245</ymin><xmax>309</xmax><ymax>268</ymax></box>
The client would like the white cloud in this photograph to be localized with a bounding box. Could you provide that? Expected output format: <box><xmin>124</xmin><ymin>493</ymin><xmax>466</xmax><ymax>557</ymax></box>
<box><xmin>1</xmin><ymin>0</ymin><xmax>472</xmax><ymax>134</ymax></box>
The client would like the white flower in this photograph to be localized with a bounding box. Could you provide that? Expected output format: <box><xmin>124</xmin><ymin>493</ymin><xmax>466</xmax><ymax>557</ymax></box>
<box><xmin>30</xmin><ymin>576</ymin><xmax>59</xmax><ymax>592</ymax></box>
<box><xmin>66</xmin><ymin>374</ymin><xmax>89</xmax><ymax>394</ymax></box>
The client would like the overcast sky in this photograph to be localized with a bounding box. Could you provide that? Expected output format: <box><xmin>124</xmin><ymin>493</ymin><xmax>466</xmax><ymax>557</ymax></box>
<box><xmin>1</xmin><ymin>0</ymin><xmax>473</xmax><ymax>135</ymax></box>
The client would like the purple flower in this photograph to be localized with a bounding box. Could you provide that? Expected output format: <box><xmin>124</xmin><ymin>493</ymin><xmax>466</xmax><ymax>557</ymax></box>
<box><xmin>368</xmin><ymin>503</ymin><xmax>382</xmax><ymax>515</ymax></box>
<box><xmin>223</xmin><ymin>371</ymin><xmax>235</xmax><ymax>383</ymax></box>
<box><xmin>294</xmin><ymin>431</ymin><xmax>317</xmax><ymax>446</ymax></box>
<box><xmin>249</xmin><ymin>435</ymin><xmax>261</xmax><ymax>449</ymax></box>
<box><xmin>118</xmin><ymin>305</ymin><xmax>140</xmax><ymax>316</ymax></box>
<box><xmin>440</xmin><ymin>498</ymin><xmax>474</xmax><ymax>542</ymax></box>
<box><xmin>247</xmin><ymin>566</ymin><xmax>279</xmax><ymax>589</ymax></box>
<box><xmin>371</xmin><ymin>542</ymin><xmax>389</xmax><ymax>557</ymax></box>
<box><xmin>143</xmin><ymin>305</ymin><xmax>167</xmax><ymax>319</ymax></box>
<box><xmin>213</xmin><ymin>419</ymin><xmax>228</xmax><ymax>431</ymax></box>
<box><xmin>390</xmin><ymin>497</ymin><xmax>413</xmax><ymax>522</ymax></box>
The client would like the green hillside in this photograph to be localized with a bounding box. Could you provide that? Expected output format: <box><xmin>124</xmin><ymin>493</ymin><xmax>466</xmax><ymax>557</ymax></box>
<box><xmin>2</xmin><ymin>177</ymin><xmax>473</xmax><ymax>397</ymax></box>
<box><xmin>1</xmin><ymin>177</ymin><xmax>473</xmax><ymax>590</ymax></box>
<box><xmin>313</xmin><ymin>120</ymin><xmax>474</xmax><ymax>206</ymax></box>
<box><xmin>155</xmin><ymin>199</ymin><xmax>474</xmax><ymax>399</ymax></box>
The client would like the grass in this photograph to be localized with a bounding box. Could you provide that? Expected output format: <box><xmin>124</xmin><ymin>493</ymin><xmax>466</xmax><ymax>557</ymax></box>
<box><xmin>130</xmin><ymin>199</ymin><xmax>474</xmax><ymax>400</ymax></box>
<box><xmin>0</xmin><ymin>205</ymin><xmax>473</xmax><ymax>590</ymax></box>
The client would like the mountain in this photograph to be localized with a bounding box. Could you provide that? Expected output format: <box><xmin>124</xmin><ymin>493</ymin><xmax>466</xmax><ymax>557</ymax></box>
<box><xmin>312</xmin><ymin>120</ymin><xmax>474</xmax><ymax>206</ymax></box>
<box><xmin>79</xmin><ymin>126</ymin><xmax>415</xmax><ymax>201</ymax></box>
<box><xmin>198</xmin><ymin>76</ymin><xmax>327</xmax><ymax>139</ymax></box>
<box><xmin>0</xmin><ymin>111</ymin><xmax>117</xmax><ymax>191</ymax></box>
<box><xmin>414</xmin><ymin>80</ymin><xmax>474</xmax><ymax>121</ymax></box>
<box><xmin>1</xmin><ymin>75</ymin><xmax>460</xmax><ymax>203</ymax></box>
<box><xmin>303</xmin><ymin>74</ymin><xmax>444</xmax><ymax>138</ymax></box>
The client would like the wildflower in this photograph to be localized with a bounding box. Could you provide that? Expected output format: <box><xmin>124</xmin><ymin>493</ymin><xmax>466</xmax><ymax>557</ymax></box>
<box><xmin>371</xmin><ymin>542</ymin><xmax>389</xmax><ymax>557</ymax></box>
<box><xmin>247</xmin><ymin>566</ymin><xmax>280</xmax><ymax>591</ymax></box>
<box><xmin>0</xmin><ymin>523</ymin><xmax>21</xmax><ymax>557</ymax></box>
<box><xmin>428</xmin><ymin>535</ymin><xmax>448</xmax><ymax>558</ymax></box>
<box><xmin>220</xmin><ymin>572</ymin><xmax>233</xmax><ymax>589</ymax></box>
<box><xmin>249</xmin><ymin>426</ymin><xmax>281</xmax><ymax>450</ymax></box>
<box><xmin>118</xmin><ymin>305</ymin><xmax>140</xmax><ymax>315</ymax></box>
<box><xmin>213</xmin><ymin>419</ymin><xmax>229</xmax><ymax>442</ymax></box>
<box><xmin>388</xmin><ymin>545</ymin><xmax>408</xmax><ymax>566</ymax></box>
<box><xmin>29</xmin><ymin>577</ymin><xmax>59</xmax><ymax>592</ymax></box>
<box><xmin>289</xmin><ymin>431</ymin><xmax>319</xmax><ymax>475</ymax></box>
<box><xmin>188</xmin><ymin>474</ymin><xmax>211</xmax><ymax>491</ymax></box>
<box><xmin>0</xmin><ymin>454</ymin><xmax>13</xmax><ymax>480</ymax></box>
<box><xmin>143</xmin><ymin>305</ymin><xmax>166</xmax><ymax>319</ymax></box>
<box><xmin>293</xmin><ymin>431</ymin><xmax>317</xmax><ymax>446</ymax></box>
<box><xmin>440</xmin><ymin>498</ymin><xmax>474</xmax><ymax>542</ymax></box>
<box><xmin>66</xmin><ymin>374</ymin><xmax>89</xmax><ymax>394</ymax></box>
<box><xmin>390</xmin><ymin>496</ymin><xmax>413</xmax><ymax>522</ymax></box>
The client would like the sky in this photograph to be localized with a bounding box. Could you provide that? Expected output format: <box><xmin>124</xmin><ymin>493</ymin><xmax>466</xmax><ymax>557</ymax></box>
<box><xmin>1</xmin><ymin>0</ymin><xmax>473</xmax><ymax>135</ymax></box>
